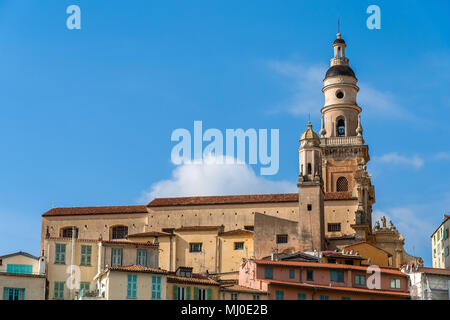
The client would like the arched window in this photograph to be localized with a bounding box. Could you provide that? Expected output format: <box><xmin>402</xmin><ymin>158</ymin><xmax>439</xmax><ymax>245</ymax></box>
<box><xmin>307</xmin><ymin>163</ymin><xmax>312</xmax><ymax>175</ymax></box>
<box><xmin>61</xmin><ymin>226</ymin><xmax>78</xmax><ymax>238</ymax></box>
<box><xmin>336</xmin><ymin>177</ymin><xmax>349</xmax><ymax>192</ymax></box>
<box><xmin>336</xmin><ymin>119</ymin><xmax>345</xmax><ymax>137</ymax></box>
<box><xmin>111</xmin><ymin>225</ymin><xmax>128</xmax><ymax>239</ymax></box>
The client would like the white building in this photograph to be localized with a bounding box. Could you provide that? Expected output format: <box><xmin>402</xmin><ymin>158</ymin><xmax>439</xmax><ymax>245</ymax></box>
<box><xmin>402</xmin><ymin>265</ymin><xmax>450</xmax><ymax>300</ymax></box>
<box><xmin>431</xmin><ymin>214</ymin><xmax>450</xmax><ymax>269</ymax></box>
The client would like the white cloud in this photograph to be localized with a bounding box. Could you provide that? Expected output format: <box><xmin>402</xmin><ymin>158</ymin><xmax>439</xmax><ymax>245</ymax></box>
<box><xmin>434</xmin><ymin>152</ymin><xmax>450</xmax><ymax>161</ymax></box>
<box><xmin>140</xmin><ymin>156</ymin><xmax>297</xmax><ymax>203</ymax></box>
<box><xmin>267</xmin><ymin>60</ymin><xmax>414</xmax><ymax>120</ymax></box>
<box><xmin>373</xmin><ymin>152</ymin><xmax>424</xmax><ymax>169</ymax></box>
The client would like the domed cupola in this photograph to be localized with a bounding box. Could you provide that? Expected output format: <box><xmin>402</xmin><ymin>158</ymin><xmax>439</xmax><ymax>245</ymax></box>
<box><xmin>320</xmin><ymin>33</ymin><xmax>362</xmax><ymax>139</ymax></box>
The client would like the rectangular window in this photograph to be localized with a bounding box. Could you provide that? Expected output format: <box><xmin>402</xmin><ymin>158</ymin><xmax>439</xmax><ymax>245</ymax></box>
<box><xmin>177</xmin><ymin>286</ymin><xmax>186</xmax><ymax>300</ymax></box>
<box><xmin>127</xmin><ymin>274</ymin><xmax>137</xmax><ymax>299</ymax></box>
<box><xmin>289</xmin><ymin>269</ymin><xmax>295</xmax><ymax>279</ymax></box>
<box><xmin>327</xmin><ymin>258</ymin><xmax>337</xmax><ymax>264</ymax></box>
<box><xmin>197</xmin><ymin>288</ymin><xmax>207</xmax><ymax>300</ymax></box>
<box><xmin>6</xmin><ymin>264</ymin><xmax>33</xmax><ymax>274</ymax></box>
<box><xmin>275</xmin><ymin>290</ymin><xmax>284</xmax><ymax>300</ymax></box>
<box><xmin>79</xmin><ymin>282</ymin><xmax>90</xmax><ymax>296</ymax></box>
<box><xmin>276</xmin><ymin>234</ymin><xmax>288</xmax><ymax>244</ymax></box>
<box><xmin>54</xmin><ymin>282</ymin><xmax>65</xmax><ymax>299</ymax></box>
<box><xmin>137</xmin><ymin>249</ymin><xmax>147</xmax><ymax>266</ymax></box>
<box><xmin>234</xmin><ymin>242</ymin><xmax>244</xmax><ymax>250</ymax></box>
<box><xmin>189</xmin><ymin>243</ymin><xmax>202</xmax><ymax>253</ymax></box>
<box><xmin>320</xmin><ymin>295</ymin><xmax>329</xmax><ymax>300</ymax></box>
<box><xmin>328</xmin><ymin>223</ymin><xmax>341</xmax><ymax>232</ymax></box>
<box><xmin>55</xmin><ymin>243</ymin><xmax>66</xmax><ymax>264</ymax></box>
<box><xmin>390</xmin><ymin>278</ymin><xmax>401</xmax><ymax>289</ymax></box>
<box><xmin>307</xmin><ymin>204</ymin><xmax>312</xmax><ymax>211</ymax></box>
<box><xmin>151</xmin><ymin>276</ymin><xmax>161</xmax><ymax>300</ymax></box>
<box><xmin>297</xmin><ymin>293</ymin><xmax>306</xmax><ymax>300</ymax></box>
<box><xmin>3</xmin><ymin>288</ymin><xmax>25</xmax><ymax>300</ymax></box>
<box><xmin>445</xmin><ymin>247</ymin><xmax>449</xmax><ymax>257</ymax></box>
<box><xmin>306</xmin><ymin>270</ymin><xmax>314</xmax><ymax>281</ymax></box>
<box><xmin>330</xmin><ymin>270</ymin><xmax>345</xmax><ymax>282</ymax></box>
<box><xmin>111</xmin><ymin>248</ymin><xmax>123</xmax><ymax>267</ymax></box>
<box><xmin>80</xmin><ymin>245</ymin><xmax>92</xmax><ymax>266</ymax></box>
<box><xmin>355</xmin><ymin>274</ymin><xmax>366</xmax><ymax>286</ymax></box>
<box><xmin>341</xmin><ymin>297</ymin><xmax>351</xmax><ymax>300</ymax></box>
<box><xmin>345</xmin><ymin>259</ymin><xmax>354</xmax><ymax>265</ymax></box>
<box><xmin>264</xmin><ymin>267</ymin><xmax>273</xmax><ymax>279</ymax></box>
<box><xmin>231</xmin><ymin>293</ymin><xmax>238</xmax><ymax>300</ymax></box>
<box><xmin>253</xmin><ymin>295</ymin><xmax>260</xmax><ymax>300</ymax></box>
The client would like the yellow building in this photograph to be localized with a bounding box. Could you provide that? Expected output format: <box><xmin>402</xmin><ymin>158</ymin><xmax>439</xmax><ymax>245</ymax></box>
<box><xmin>0</xmin><ymin>251</ymin><xmax>46</xmax><ymax>300</ymax></box>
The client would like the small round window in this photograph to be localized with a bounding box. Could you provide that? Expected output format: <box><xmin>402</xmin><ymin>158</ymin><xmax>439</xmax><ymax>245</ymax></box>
<box><xmin>336</xmin><ymin>90</ymin><xmax>344</xmax><ymax>99</ymax></box>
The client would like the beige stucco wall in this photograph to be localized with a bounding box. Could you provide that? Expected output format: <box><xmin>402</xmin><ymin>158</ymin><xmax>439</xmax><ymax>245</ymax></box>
<box><xmin>218</xmin><ymin>233</ymin><xmax>253</xmax><ymax>273</ymax></box>
<box><xmin>0</xmin><ymin>274</ymin><xmax>46</xmax><ymax>300</ymax></box>
<box><xmin>324</xmin><ymin>200</ymin><xmax>358</xmax><ymax>237</ymax></box>
<box><xmin>101</xmin><ymin>271</ymin><xmax>167</xmax><ymax>300</ymax></box>
<box><xmin>220</xmin><ymin>290</ymin><xmax>268</xmax><ymax>300</ymax></box>
<box><xmin>0</xmin><ymin>254</ymin><xmax>40</xmax><ymax>273</ymax></box>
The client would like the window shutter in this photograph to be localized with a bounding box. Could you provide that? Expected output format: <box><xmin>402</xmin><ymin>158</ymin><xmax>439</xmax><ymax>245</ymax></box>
<box><xmin>186</xmin><ymin>287</ymin><xmax>191</xmax><ymax>300</ymax></box>
<box><xmin>194</xmin><ymin>287</ymin><xmax>199</xmax><ymax>300</ymax></box>
<box><xmin>207</xmin><ymin>288</ymin><xmax>212</xmax><ymax>300</ymax></box>
<box><xmin>173</xmin><ymin>285</ymin><xmax>178</xmax><ymax>300</ymax></box>
<box><xmin>3</xmin><ymin>288</ymin><xmax>8</xmax><ymax>300</ymax></box>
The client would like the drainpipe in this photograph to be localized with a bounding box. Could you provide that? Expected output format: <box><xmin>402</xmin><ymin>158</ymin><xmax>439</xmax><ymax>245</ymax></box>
<box><xmin>169</xmin><ymin>235</ymin><xmax>173</xmax><ymax>272</ymax></box>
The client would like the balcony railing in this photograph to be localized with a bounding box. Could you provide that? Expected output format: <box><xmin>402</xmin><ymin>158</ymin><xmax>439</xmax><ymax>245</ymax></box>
<box><xmin>320</xmin><ymin>136</ymin><xmax>364</xmax><ymax>147</ymax></box>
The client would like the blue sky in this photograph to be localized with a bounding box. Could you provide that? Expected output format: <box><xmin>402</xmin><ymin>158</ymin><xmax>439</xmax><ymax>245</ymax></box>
<box><xmin>0</xmin><ymin>0</ymin><xmax>449</xmax><ymax>266</ymax></box>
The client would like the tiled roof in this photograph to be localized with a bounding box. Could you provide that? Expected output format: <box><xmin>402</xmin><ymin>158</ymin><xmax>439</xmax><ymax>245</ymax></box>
<box><xmin>255</xmin><ymin>260</ymin><xmax>407</xmax><ymax>277</ymax></box>
<box><xmin>108</xmin><ymin>265</ymin><xmax>168</xmax><ymax>275</ymax></box>
<box><xmin>219</xmin><ymin>229</ymin><xmax>253</xmax><ymax>236</ymax></box>
<box><xmin>46</xmin><ymin>237</ymin><xmax>99</xmax><ymax>243</ymax></box>
<box><xmin>148</xmin><ymin>193</ymin><xmax>299</xmax><ymax>207</ymax></box>
<box><xmin>0</xmin><ymin>251</ymin><xmax>39</xmax><ymax>260</ymax></box>
<box><xmin>101</xmin><ymin>240</ymin><xmax>158</xmax><ymax>247</ymax></box>
<box><xmin>265</xmin><ymin>279</ymin><xmax>410</xmax><ymax>298</ymax></box>
<box><xmin>127</xmin><ymin>231</ymin><xmax>172</xmax><ymax>238</ymax></box>
<box><xmin>220</xmin><ymin>284</ymin><xmax>268</xmax><ymax>294</ymax></box>
<box><xmin>174</xmin><ymin>226</ymin><xmax>223</xmax><ymax>232</ymax></box>
<box><xmin>417</xmin><ymin>267</ymin><xmax>450</xmax><ymax>276</ymax></box>
<box><xmin>42</xmin><ymin>205</ymin><xmax>148</xmax><ymax>217</ymax></box>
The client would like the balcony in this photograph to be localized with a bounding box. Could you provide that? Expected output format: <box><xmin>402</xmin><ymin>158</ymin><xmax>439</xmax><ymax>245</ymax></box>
<box><xmin>320</xmin><ymin>136</ymin><xmax>364</xmax><ymax>147</ymax></box>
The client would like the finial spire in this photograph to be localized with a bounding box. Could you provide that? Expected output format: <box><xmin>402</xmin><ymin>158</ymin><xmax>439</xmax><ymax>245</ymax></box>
<box><xmin>338</xmin><ymin>18</ymin><xmax>340</xmax><ymax>34</ymax></box>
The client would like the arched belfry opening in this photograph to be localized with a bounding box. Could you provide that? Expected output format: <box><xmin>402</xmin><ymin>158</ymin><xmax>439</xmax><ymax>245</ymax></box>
<box><xmin>336</xmin><ymin>119</ymin><xmax>346</xmax><ymax>137</ymax></box>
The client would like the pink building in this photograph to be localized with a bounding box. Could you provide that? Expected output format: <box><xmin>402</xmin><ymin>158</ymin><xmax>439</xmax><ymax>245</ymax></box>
<box><xmin>239</xmin><ymin>259</ymin><xmax>410</xmax><ymax>300</ymax></box>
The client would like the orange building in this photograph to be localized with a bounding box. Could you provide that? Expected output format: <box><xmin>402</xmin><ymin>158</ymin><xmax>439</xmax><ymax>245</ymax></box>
<box><xmin>239</xmin><ymin>259</ymin><xmax>410</xmax><ymax>300</ymax></box>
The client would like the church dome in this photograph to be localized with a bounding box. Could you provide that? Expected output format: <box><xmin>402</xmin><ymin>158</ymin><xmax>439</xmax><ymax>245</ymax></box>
<box><xmin>325</xmin><ymin>65</ymin><xmax>355</xmax><ymax>78</ymax></box>
<box><xmin>300</xmin><ymin>122</ymin><xmax>320</xmax><ymax>143</ymax></box>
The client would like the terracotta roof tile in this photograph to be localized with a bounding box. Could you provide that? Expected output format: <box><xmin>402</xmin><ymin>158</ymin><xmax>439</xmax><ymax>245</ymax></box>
<box><xmin>148</xmin><ymin>193</ymin><xmax>299</xmax><ymax>207</ymax></box>
<box><xmin>167</xmin><ymin>275</ymin><xmax>219</xmax><ymax>286</ymax></box>
<box><xmin>108</xmin><ymin>265</ymin><xmax>169</xmax><ymax>275</ymax></box>
<box><xmin>255</xmin><ymin>260</ymin><xmax>407</xmax><ymax>277</ymax></box>
<box><xmin>220</xmin><ymin>284</ymin><xmax>268</xmax><ymax>294</ymax></box>
<box><xmin>42</xmin><ymin>205</ymin><xmax>148</xmax><ymax>217</ymax></box>
<box><xmin>148</xmin><ymin>192</ymin><xmax>356</xmax><ymax>207</ymax></box>
<box><xmin>416</xmin><ymin>267</ymin><xmax>450</xmax><ymax>276</ymax></box>
<box><xmin>343</xmin><ymin>241</ymin><xmax>393</xmax><ymax>257</ymax></box>
<box><xmin>265</xmin><ymin>279</ymin><xmax>410</xmax><ymax>298</ymax></box>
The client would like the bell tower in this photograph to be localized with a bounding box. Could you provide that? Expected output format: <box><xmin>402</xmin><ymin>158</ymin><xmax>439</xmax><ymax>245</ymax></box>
<box><xmin>319</xmin><ymin>33</ymin><xmax>375</xmax><ymax>238</ymax></box>
<box><xmin>298</xmin><ymin>122</ymin><xmax>325</xmax><ymax>251</ymax></box>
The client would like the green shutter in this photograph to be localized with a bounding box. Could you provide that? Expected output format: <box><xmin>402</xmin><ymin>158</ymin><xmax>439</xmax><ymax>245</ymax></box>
<box><xmin>207</xmin><ymin>288</ymin><xmax>212</xmax><ymax>300</ymax></box>
<box><xmin>3</xmin><ymin>288</ymin><xmax>8</xmax><ymax>300</ymax></box>
<box><xmin>186</xmin><ymin>287</ymin><xmax>191</xmax><ymax>300</ymax></box>
<box><xmin>173</xmin><ymin>285</ymin><xmax>178</xmax><ymax>300</ymax></box>
<box><xmin>194</xmin><ymin>287</ymin><xmax>199</xmax><ymax>300</ymax></box>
